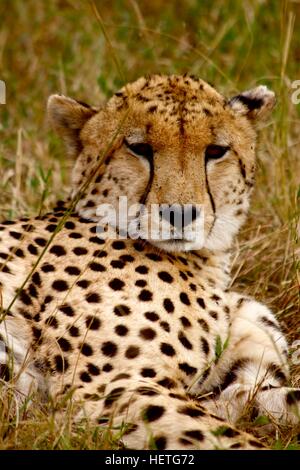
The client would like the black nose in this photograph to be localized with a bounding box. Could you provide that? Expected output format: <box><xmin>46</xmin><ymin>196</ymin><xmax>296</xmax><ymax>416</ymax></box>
<box><xmin>159</xmin><ymin>205</ymin><xmax>200</xmax><ymax>229</ymax></box>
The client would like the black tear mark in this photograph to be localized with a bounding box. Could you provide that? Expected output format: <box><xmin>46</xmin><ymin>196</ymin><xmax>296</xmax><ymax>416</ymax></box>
<box><xmin>238</xmin><ymin>158</ymin><xmax>247</xmax><ymax>180</ymax></box>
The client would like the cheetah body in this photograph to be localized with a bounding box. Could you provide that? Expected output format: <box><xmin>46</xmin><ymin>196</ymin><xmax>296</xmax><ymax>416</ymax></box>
<box><xmin>0</xmin><ymin>75</ymin><xmax>299</xmax><ymax>450</ymax></box>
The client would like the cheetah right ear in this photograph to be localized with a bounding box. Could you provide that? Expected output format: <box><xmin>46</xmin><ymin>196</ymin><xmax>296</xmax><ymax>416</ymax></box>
<box><xmin>47</xmin><ymin>95</ymin><xmax>98</xmax><ymax>157</ymax></box>
<box><xmin>229</xmin><ymin>85</ymin><xmax>276</xmax><ymax>123</ymax></box>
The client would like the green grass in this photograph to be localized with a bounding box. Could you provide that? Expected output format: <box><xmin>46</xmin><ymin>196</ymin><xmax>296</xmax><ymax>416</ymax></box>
<box><xmin>0</xmin><ymin>0</ymin><xmax>299</xmax><ymax>449</ymax></box>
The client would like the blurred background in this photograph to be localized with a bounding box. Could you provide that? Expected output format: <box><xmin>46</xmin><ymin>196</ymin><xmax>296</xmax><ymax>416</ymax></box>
<box><xmin>0</xmin><ymin>0</ymin><xmax>299</xmax><ymax>438</ymax></box>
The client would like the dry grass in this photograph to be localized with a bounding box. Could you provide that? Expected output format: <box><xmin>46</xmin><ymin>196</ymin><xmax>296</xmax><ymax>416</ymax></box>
<box><xmin>0</xmin><ymin>0</ymin><xmax>299</xmax><ymax>449</ymax></box>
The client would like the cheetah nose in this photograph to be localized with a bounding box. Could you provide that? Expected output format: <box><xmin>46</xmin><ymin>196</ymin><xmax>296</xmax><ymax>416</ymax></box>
<box><xmin>159</xmin><ymin>205</ymin><xmax>200</xmax><ymax>229</ymax></box>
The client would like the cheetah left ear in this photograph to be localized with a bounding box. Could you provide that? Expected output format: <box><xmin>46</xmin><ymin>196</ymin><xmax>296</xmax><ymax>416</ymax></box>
<box><xmin>229</xmin><ymin>85</ymin><xmax>276</xmax><ymax>122</ymax></box>
<box><xmin>47</xmin><ymin>94</ymin><xmax>98</xmax><ymax>157</ymax></box>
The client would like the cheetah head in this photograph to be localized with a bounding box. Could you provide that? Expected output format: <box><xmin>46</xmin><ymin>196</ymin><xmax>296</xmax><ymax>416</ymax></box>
<box><xmin>47</xmin><ymin>75</ymin><xmax>275</xmax><ymax>253</ymax></box>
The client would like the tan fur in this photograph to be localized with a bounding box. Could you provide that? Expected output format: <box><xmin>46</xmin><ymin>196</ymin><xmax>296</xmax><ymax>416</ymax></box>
<box><xmin>0</xmin><ymin>75</ymin><xmax>298</xmax><ymax>451</ymax></box>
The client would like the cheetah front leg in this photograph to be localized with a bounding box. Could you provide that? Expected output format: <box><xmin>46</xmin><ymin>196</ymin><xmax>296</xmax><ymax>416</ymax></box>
<box><xmin>0</xmin><ymin>317</ymin><xmax>44</xmax><ymax>400</ymax></box>
<box><xmin>76</xmin><ymin>378</ymin><xmax>262</xmax><ymax>450</ymax></box>
<box><xmin>190</xmin><ymin>296</ymin><xmax>300</xmax><ymax>425</ymax></box>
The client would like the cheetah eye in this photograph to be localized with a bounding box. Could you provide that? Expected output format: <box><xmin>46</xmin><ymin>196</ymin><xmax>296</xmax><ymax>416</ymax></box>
<box><xmin>205</xmin><ymin>144</ymin><xmax>230</xmax><ymax>161</ymax></box>
<box><xmin>125</xmin><ymin>140</ymin><xmax>154</xmax><ymax>161</ymax></box>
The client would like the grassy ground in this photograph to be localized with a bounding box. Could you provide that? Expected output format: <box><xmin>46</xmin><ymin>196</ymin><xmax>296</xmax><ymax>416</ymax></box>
<box><xmin>0</xmin><ymin>0</ymin><xmax>299</xmax><ymax>449</ymax></box>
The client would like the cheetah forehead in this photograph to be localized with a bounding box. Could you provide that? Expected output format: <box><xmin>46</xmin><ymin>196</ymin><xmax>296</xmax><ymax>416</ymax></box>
<box><xmin>108</xmin><ymin>74</ymin><xmax>226</xmax><ymax>120</ymax></box>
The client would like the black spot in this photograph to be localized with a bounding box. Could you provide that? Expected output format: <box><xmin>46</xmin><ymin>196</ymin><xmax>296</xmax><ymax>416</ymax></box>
<box><xmin>76</xmin><ymin>279</ymin><xmax>91</xmax><ymax>289</ymax></box>
<box><xmin>101</xmin><ymin>341</ymin><xmax>118</xmax><ymax>357</ymax></box>
<box><xmin>89</xmin><ymin>262</ymin><xmax>106</xmax><ymax>272</ymax></box>
<box><xmin>19</xmin><ymin>290</ymin><xmax>32</xmax><ymax>306</ymax></box>
<box><xmin>153</xmin><ymin>436</ymin><xmax>167</xmax><ymax>450</ymax></box>
<box><xmin>69</xmin><ymin>326</ymin><xmax>80</xmax><ymax>337</ymax></box>
<box><xmin>178</xmin><ymin>406</ymin><xmax>204</xmax><ymax>418</ymax></box>
<box><xmin>28</xmin><ymin>244</ymin><xmax>38</xmax><ymax>255</ymax></box>
<box><xmin>34</xmin><ymin>238</ymin><xmax>47</xmax><ymax>247</ymax></box>
<box><xmin>94</xmin><ymin>250</ymin><xmax>107</xmax><ymax>258</ymax></box>
<box><xmin>69</xmin><ymin>232</ymin><xmax>83</xmax><ymax>239</ymax></box>
<box><xmin>87</xmin><ymin>363</ymin><xmax>100</xmax><ymax>376</ymax></box>
<box><xmin>180</xmin><ymin>316</ymin><xmax>191</xmax><ymax>328</ymax></box>
<box><xmin>200</xmin><ymin>337</ymin><xmax>210</xmax><ymax>355</ymax></box>
<box><xmin>179</xmin><ymin>271</ymin><xmax>188</xmax><ymax>281</ymax></box>
<box><xmin>141</xmin><ymin>368</ymin><xmax>156</xmax><ymax>378</ymax></box>
<box><xmin>41</xmin><ymin>263</ymin><xmax>55</xmax><ymax>273</ymax></box>
<box><xmin>104</xmin><ymin>387</ymin><xmax>125</xmax><ymax>407</ymax></box>
<box><xmin>52</xmin><ymin>280</ymin><xmax>68</xmax><ymax>292</ymax></box>
<box><xmin>112</xmin><ymin>241</ymin><xmax>126</xmax><ymax>250</ymax></box>
<box><xmin>119</xmin><ymin>254</ymin><xmax>134</xmax><ymax>262</ymax></box>
<box><xmin>209</xmin><ymin>311</ymin><xmax>218</xmax><ymax>320</ymax></box>
<box><xmin>198</xmin><ymin>318</ymin><xmax>209</xmax><ymax>332</ymax></box>
<box><xmin>54</xmin><ymin>355</ymin><xmax>69</xmax><ymax>373</ymax></box>
<box><xmin>89</xmin><ymin>236</ymin><xmax>105</xmax><ymax>245</ymax></box>
<box><xmin>158</xmin><ymin>271</ymin><xmax>174</xmax><ymax>283</ymax></box>
<box><xmin>218</xmin><ymin>358</ymin><xmax>250</xmax><ymax>392</ymax></box>
<box><xmin>15</xmin><ymin>248</ymin><xmax>24</xmax><ymax>258</ymax></box>
<box><xmin>59</xmin><ymin>304</ymin><xmax>74</xmax><ymax>317</ymax></box>
<box><xmin>178</xmin><ymin>331</ymin><xmax>193</xmax><ymax>350</ymax></box>
<box><xmin>135</xmin><ymin>265</ymin><xmax>149</xmax><ymax>274</ymax></box>
<box><xmin>160</xmin><ymin>321</ymin><xmax>170</xmax><ymax>332</ymax></box>
<box><xmin>178</xmin><ymin>362</ymin><xmax>197</xmax><ymax>376</ymax></box>
<box><xmin>138</xmin><ymin>289</ymin><xmax>153</xmax><ymax>301</ymax></box>
<box><xmin>125</xmin><ymin>346</ymin><xmax>140</xmax><ymax>359</ymax></box>
<box><xmin>45</xmin><ymin>316</ymin><xmax>58</xmax><ymax>328</ymax></box>
<box><xmin>163</xmin><ymin>298</ymin><xmax>174</xmax><ymax>313</ymax></box>
<box><xmin>139</xmin><ymin>328</ymin><xmax>156</xmax><ymax>341</ymax></box>
<box><xmin>73</xmin><ymin>247</ymin><xmax>88</xmax><ymax>256</ymax></box>
<box><xmin>112</xmin><ymin>373</ymin><xmax>130</xmax><ymax>382</ymax></box>
<box><xmin>145</xmin><ymin>311</ymin><xmax>159</xmax><ymax>322</ymax></box>
<box><xmin>197</xmin><ymin>298</ymin><xmax>206</xmax><ymax>309</ymax></box>
<box><xmin>57</xmin><ymin>337</ymin><xmax>72</xmax><ymax>352</ymax></box>
<box><xmin>184</xmin><ymin>430</ymin><xmax>204</xmax><ymax>441</ymax></box>
<box><xmin>28</xmin><ymin>283</ymin><xmax>38</xmax><ymax>298</ymax></box>
<box><xmin>65</xmin><ymin>266</ymin><xmax>81</xmax><ymax>276</ymax></box>
<box><xmin>81</xmin><ymin>343</ymin><xmax>93</xmax><ymax>356</ymax></box>
<box><xmin>9</xmin><ymin>231</ymin><xmax>22</xmax><ymax>240</ymax></box>
<box><xmin>32</xmin><ymin>272</ymin><xmax>41</xmax><ymax>286</ymax></box>
<box><xmin>260</xmin><ymin>316</ymin><xmax>281</xmax><ymax>331</ymax></box>
<box><xmin>157</xmin><ymin>377</ymin><xmax>176</xmax><ymax>389</ymax></box>
<box><xmin>146</xmin><ymin>253</ymin><xmax>162</xmax><ymax>262</ymax></box>
<box><xmin>46</xmin><ymin>224</ymin><xmax>57</xmax><ymax>233</ymax></box>
<box><xmin>85</xmin><ymin>292</ymin><xmax>101</xmax><ymax>303</ymax></box>
<box><xmin>109</xmin><ymin>278</ymin><xmax>125</xmax><ymax>291</ymax></box>
<box><xmin>180</xmin><ymin>292</ymin><xmax>190</xmax><ymax>305</ymax></box>
<box><xmin>115</xmin><ymin>325</ymin><xmax>128</xmax><ymax>336</ymax></box>
<box><xmin>135</xmin><ymin>279</ymin><xmax>147</xmax><ymax>287</ymax></box>
<box><xmin>102</xmin><ymin>363</ymin><xmax>113</xmax><ymax>372</ymax></box>
<box><xmin>50</xmin><ymin>245</ymin><xmax>66</xmax><ymax>257</ymax></box>
<box><xmin>65</xmin><ymin>221</ymin><xmax>75</xmax><ymax>229</ymax></box>
<box><xmin>86</xmin><ymin>316</ymin><xmax>101</xmax><ymax>330</ymax></box>
<box><xmin>143</xmin><ymin>405</ymin><xmax>165</xmax><ymax>422</ymax></box>
<box><xmin>160</xmin><ymin>342</ymin><xmax>175</xmax><ymax>357</ymax></box>
<box><xmin>114</xmin><ymin>304</ymin><xmax>131</xmax><ymax>316</ymax></box>
<box><xmin>31</xmin><ymin>326</ymin><xmax>42</xmax><ymax>342</ymax></box>
<box><xmin>111</xmin><ymin>260</ymin><xmax>125</xmax><ymax>269</ymax></box>
<box><xmin>80</xmin><ymin>371</ymin><xmax>92</xmax><ymax>383</ymax></box>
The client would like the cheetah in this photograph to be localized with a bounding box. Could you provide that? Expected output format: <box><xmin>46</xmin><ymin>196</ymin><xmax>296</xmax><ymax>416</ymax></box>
<box><xmin>0</xmin><ymin>74</ymin><xmax>299</xmax><ymax>450</ymax></box>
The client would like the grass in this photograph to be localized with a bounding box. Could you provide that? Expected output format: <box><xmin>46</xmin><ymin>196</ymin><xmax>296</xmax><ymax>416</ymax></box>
<box><xmin>0</xmin><ymin>0</ymin><xmax>299</xmax><ymax>449</ymax></box>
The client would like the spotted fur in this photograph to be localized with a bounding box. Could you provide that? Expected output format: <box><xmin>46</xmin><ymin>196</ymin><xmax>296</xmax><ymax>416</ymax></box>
<box><xmin>0</xmin><ymin>75</ymin><xmax>299</xmax><ymax>450</ymax></box>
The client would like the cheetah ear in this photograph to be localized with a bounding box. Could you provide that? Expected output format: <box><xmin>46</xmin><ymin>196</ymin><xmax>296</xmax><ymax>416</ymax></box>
<box><xmin>229</xmin><ymin>85</ymin><xmax>276</xmax><ymax>122</ymax></box>
<box><xmin>47</xmin><ymin>94</ymin><xmax>98</xmax><ymax>157</ymax></box>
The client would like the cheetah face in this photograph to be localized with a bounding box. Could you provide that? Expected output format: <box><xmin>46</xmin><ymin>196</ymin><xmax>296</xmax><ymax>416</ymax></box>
<box><xmin>48</xmin><ymin>75</ymin><xmax>275</xmax><ymax>253</ymax></box>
